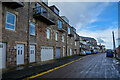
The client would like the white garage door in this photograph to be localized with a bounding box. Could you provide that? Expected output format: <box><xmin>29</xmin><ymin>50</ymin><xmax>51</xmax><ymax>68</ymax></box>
<box><xmin>30</xmin><ymin>45</ymin><xmax>35</xmax><ymax>63</ymax></box>
<box><xmin>17</xmin><ymin>44</ymin><xmax>24</xmax><ymax>65</ymax></box>
<box><xmin>56</xmin><ymin>47</ymin><xmax>61</xmax><ymax>58</ymax></box>
<box><xmin>0</xmin><ymin>43</ymin><xmax>6</xmax><ymax>69</ymax></box>
<box><xmin>41</xmin><ymin>46</ymin><xmax>53</xmax><ymax>61</ymax></box>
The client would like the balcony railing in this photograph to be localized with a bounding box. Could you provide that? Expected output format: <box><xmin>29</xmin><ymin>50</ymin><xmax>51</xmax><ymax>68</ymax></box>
<box><xmin>58</xmin><ymin>25</ymin><xmax>67</xmax><ymax>32</ymax></box>
<box><xmin>68</xmin><ymin>33</ymin><xmax>74</xmax><ymax>37</ymax></box>
<box><xmin>33</xmin><ymin>6</ymin><xmax>55</xmax><ymax>25</ymax></box>
<box><xmin>2</xmin><ymin>0</ymin><xmax>24</xmax><ymax>9</ymax></box>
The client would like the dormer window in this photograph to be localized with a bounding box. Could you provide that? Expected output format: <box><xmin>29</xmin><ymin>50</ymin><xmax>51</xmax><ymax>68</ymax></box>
<box><xmin>54</xmin><ymin>8</ymin><xmax>59</xmax><ymax>15</ymax></box>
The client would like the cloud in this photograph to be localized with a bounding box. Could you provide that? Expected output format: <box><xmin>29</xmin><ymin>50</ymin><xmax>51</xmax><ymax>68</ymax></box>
<box><xmin>48</xmin><ymin>0</ymin><xmax>119</xmax><ymax>2</ymax></box>
<box><xmin>48</xmin><ymin>2</ymin><xmax>118</xmax><ymax>49</ymax></box>
<box><xmin>49</xmin><ymin>2</ymin><xmax>110</xmax><ymax>32</ymax></box>
<box><xmin>78</xmin><ymin>27</ymin><xmax>118</xmax><ymax>49</ymax></box>
<box><xmin>97</xmin><ymin>38</ymin><xmax>105</xmax><ymax>43</ymax></box>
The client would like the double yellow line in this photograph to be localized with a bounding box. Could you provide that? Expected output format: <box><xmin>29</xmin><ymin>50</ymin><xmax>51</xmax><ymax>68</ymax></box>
<box><xmin>24</xmin><ymin>56</ymin><xmax>88</xmax><ymax>80</ymax></box>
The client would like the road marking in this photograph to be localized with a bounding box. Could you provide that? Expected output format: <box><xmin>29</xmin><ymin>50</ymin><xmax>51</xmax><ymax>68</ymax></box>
<box><xmin>23</xmin><ymin>55</ymin><xmax>90</xmax><ymax>80</ymax></box>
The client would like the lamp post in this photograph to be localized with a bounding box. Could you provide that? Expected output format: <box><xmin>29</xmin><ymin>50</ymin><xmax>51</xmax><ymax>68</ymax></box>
<box><xmin>112</xmin><ymin>31</ymin><xmax>116</xmax><ymax>57</ymax></box>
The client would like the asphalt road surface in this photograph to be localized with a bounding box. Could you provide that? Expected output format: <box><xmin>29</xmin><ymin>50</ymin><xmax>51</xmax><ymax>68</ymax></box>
<box><xmin>34</xmin><ymin>53</ymin><xmax>120</xmax><ymax>79</ymax></box>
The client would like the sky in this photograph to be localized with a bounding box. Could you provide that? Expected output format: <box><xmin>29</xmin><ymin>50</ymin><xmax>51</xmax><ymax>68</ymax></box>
<box><xmin>48</xmin><ymin>1</ymin><xmax>119</xmax><ymax>49</ymax></box>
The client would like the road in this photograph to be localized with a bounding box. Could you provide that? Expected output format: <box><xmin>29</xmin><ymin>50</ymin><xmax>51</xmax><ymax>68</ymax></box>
<box><xmin>32</xmin><ymin>53</ymin><xmax>120</xmax><ymax>79</ymax></box>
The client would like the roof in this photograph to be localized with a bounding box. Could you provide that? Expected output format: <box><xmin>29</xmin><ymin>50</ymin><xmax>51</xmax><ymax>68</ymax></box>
<box><xmin>79</xmin><ymin>36</ymin><xmax>96</xmax><ymax>41</ymax></box>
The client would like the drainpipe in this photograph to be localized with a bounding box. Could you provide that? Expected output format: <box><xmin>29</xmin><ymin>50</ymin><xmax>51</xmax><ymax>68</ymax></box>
<box><xmin>66</xmin><ymin>26</ymin><xmax>68</xmax><ymax>56</ymax></box>
<box><xmin>27</xmin><ymin>1</ymin><xmax>30</xmax><ymax>65</ymax></box>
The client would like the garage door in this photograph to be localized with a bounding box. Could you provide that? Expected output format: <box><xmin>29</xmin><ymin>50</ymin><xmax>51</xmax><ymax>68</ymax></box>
<box><xmin>30</xmin><ymin>45</ymin><xmax>35</xmax><ymax>63</ymax></box>
<box><xmin>0</xmin><ymin>43</ymin><xmax>6</xmax><ymax>69</ymax></box>
<box><xmin>41</xmin><ymin>46</ymin><xmax>53</xmax><ymax>61</ymax></box>
<box><xmin>56</xmin><ymin>47</ymin><xmax>61</xmax><ymax>58</ymax></box>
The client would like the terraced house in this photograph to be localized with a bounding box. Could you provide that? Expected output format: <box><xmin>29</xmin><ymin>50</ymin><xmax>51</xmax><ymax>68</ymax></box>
<box><xmin>0</xmin><ymin>1</ymin><xmax>81</xmax><ymax>69</ymax></box>
<box><xmin>79</xmin><ymin>36</ymin><xmax>97</xmax><ymax>52</ymax></box>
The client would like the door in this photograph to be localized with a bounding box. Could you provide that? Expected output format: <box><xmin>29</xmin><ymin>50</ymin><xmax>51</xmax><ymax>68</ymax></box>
<box><xmin>30</xmin><ymin>45</ymin><xmax>35</xmax><ymax>63</ymax></box>
<box><xmin>41</xmin><ymin>46</ymin><xmax>53</xmax><ymax>61</ymax></box>
<box><xmin>17</xmin><ymin>44</ymin><xmax>24</xmax><ymax>65</ymax></box>
<box><xmin>56</xmin><ymin>47</ymin><xmax>61</xmax><ymax>58</ymax></box>
<box><xmin>0</xmin><ymin>43</ymin><xmax>6</xmax><ymax>69</ymax></box>
<box><xmin>70</xmin><ymin>48</ymin><xmax>72</xmax><ymax>56</ymax></box>
<box><xmin>63</xmin><ymin>46</ymin><xmax>65</xmax><ymax>57</ymax></box>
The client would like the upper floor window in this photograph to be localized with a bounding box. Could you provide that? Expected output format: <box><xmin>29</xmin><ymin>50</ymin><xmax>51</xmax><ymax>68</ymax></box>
<box><xmin>58</xmin><ymin>20</ymin><xmax>62</xmax><ymax>29</ymax></box>
<box><xmin>74</xmin><ymin>34</ymin><xmax>76</xmax><ymax>39</ymax></box>
<box><xmin>5</xmin><ymin>11</ymin><xmax>16</xmax><ymax>31</ymax></box>
<box><xmin>68</xmin><ymin>27</ymin><xmax>70</xmax><ymax>34</ymax></box>
<box><xmin>55</xmin><ymin>32</ymin><xmax>58</xmax><ymax>41</ymax></box>
<box><xmin>47</xmin><ymin>29</ymin><xmax>50</xmax><ymax>39</ymax></box>
<box><xmin>62</xmin><ymin>35</ymin><xmax>64</xmax><ymax>42</ymax></box>
<box><xmin>30</xmin><ymin>22</ymin><xmax>35</xmax><ymax>35</ymax></box>
<box><xmin>75</xmin><ymin>41</ymin><xmax>77</xmax><ymax>46</ymax></box>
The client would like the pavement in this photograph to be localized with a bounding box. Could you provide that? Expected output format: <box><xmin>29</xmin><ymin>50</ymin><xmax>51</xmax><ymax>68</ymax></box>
<box><xmin>2</xmin><ymin>54</ymin><xmax>85</xmax><ymax>79</ymax></box>
<box><xmin>2</xmin><ymin>53</ymin><xmax>120</xmax><ymax>80</ymax></box>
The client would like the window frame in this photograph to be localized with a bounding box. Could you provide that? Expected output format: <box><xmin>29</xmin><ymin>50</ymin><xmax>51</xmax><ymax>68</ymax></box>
<box><xmin>55</xmin><ymin>32</ymin><xmax>58</xmax><ymax>41</ymax></box>
<box><xmin>62</xmin><ymin>35</ymin><xmax>64</xmax><ymax>42</ymax></box>
<box><xmin>30</xmin><ymin>22</ymin><xmax>36</xmax><ymax>36</ymax></box>
<box><xmin>5</xmin><ymin>11</ymin><xmax>16</xmax><ymax>31</ymax></box>
<box><xmin>47</xmin><ymin>28</ymin><xmax>50</xmax><ymax>39</ymax></box>
<box><xmin>58</xmin><ymin>19</ymin><xmax>62</xmax><ymax>29</ymax></box>
<box><xmin>75</xmin><ymin>41</ymin><xmax>77</xmax><ymax>46</ymax></box>
<box><xmin>68</xmin><ymin>27</ymin><xmax>70</xmax><ymax>34</ymax></box>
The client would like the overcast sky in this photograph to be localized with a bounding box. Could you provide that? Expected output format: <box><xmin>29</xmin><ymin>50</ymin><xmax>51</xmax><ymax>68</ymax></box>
<box><xmin>48</xmin><ymin>1</ymin><xmax>118</xmax><ymax>49</ymax></box>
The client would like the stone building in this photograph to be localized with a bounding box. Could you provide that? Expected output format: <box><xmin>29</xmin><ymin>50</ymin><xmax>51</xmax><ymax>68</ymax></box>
<box><xmin>79</xmin><ymin>36</ymin><xmax>97</xmax><ymax>52</ymax></box>
<box><xmin>0</xmin><ymin>1</ymin><xmax>80</xmax><ymax>69</ymax></box>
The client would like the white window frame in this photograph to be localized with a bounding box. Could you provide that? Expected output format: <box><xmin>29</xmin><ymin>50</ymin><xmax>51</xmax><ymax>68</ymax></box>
<box><xmin>75</xmin><ymin>41</ymin><xmax>77</xmax><ymax>46</ymax></box>
<box><xmin>55</xmin><ymin>32</ymin><xmax>58</xmax><ymax>41</ymax></box>
<box><xmin>47</xmin><ymin>28</ymin><xmax>50</xmax><ymax>39</ymax></box>
<box><xmin>5</xmin><ymin>11</ymin><xmax>16</xmax><ymax>31</ymax></box>
<box><xmin>62</xmin><ymin>35</ymin><xmax>64</xmax><ymax>42</ymax></box>
<box><xmin>30</xmin><ymin>22</ymin><xmax>36</xmax><ymax>35</ymax></box>
<box><xmin>58</xmin><ymin>20</ymin><xmax>62</xmax><ymax>29</ymax></box>
<box><xmin>74</xmin><ymin>34</ymin><xmax>76</xmax><ymax>39</ymax></box>
<box><xmin>68</xmin><ymin>27</ymin><xmax>70</xmax><ymax>34</ymax></box>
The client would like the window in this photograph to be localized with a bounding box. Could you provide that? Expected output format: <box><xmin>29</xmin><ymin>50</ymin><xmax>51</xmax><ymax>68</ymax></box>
<box><xmin>30</xmin><ymin>22</ymin><xmax>35</xmax><ymax>35</ymax></box>
<box><xmin>62</xmin><ymin>35</ymin><xmax>64</xmax><ymax>42</ymax></box>
<box><xmin>75</xmin><ymin>41</ymin><xmax>77</xmax><ymax>46</ymax></box>
<box><xmin>74</xmin><ymin>34</ymin><xmax>76</xmax><ymax>39</ymax></box>
<box><xmin>47</xmin><ymin>29</ymin><xmax>50</xmax><ymax>39</ymax></box>
<box><xmin>58</xmin><ymin>20</ymin><xmax>62</xmax><ymax>29</ymax></box>
<box><xmin>6</xmin><ymin>11</ymin><xmax>16</xmax><ymax>30</ymax></box>
<box><xmin>54</xmin><ymin>8</ymin><xmax>59</xmax><ymax>15</ymax></box>
<box><xmin>68</xmin><ymin>27</ymin><xmax>70</xmax><ymax>34</ymax></box>
<box><xmin>55</xmin><ymin>32</ymin><xmax>58</xmax><ymax>41</ymax></box>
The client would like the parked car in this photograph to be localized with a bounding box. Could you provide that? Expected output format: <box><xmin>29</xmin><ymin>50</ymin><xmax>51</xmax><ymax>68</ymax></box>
<box><xmin>91</xmin><ymin>50</ymin><xmax>96</xmax><ymax>54</ymax></box>
<box><xmin>86</xmin><ymin>51</ymin><xmax>91</xmax><ymax>55</ymax></box>
<box><xmin>106</xmin><ymin>50</ymin><xmax>113</xmax><ymax>57</ymax></box>
<box><xmin>94</xmin><ymin>50</ymin><xmax>98</xmax><ymax>54</ymax></box>
<box><xmin>79</xmin><ymin>51</ymin><xmax>86</xmax><ymax>56</ymax></box>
